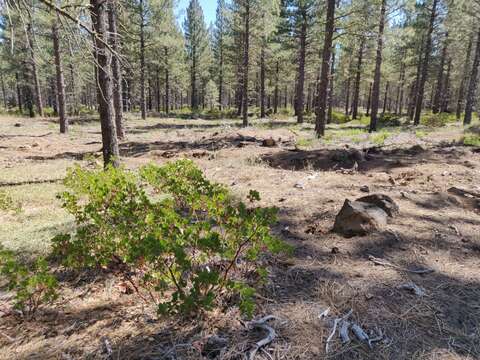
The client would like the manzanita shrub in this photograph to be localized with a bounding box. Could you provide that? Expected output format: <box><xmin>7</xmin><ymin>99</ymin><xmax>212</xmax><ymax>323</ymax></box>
<box><xmin>53</xmin><ymin>160</ymin><xmax>288</xmax><ymax>317</ymax></box>
<box><xmin>0</xmin><ymin>247</ymin><xmax>58</xmax><ymax>316</ymax></box>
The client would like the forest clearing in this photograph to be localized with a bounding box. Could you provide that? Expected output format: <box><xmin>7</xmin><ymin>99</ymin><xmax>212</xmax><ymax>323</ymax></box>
<box><xmin>1</xmin><ymin>114</ymin><xmax>479</xmax><ymax>359</ymax></box>
<box><xmin>1</xmin><ymin>0</ymin><xmax>480</xmax><ymax>359</ymax></box>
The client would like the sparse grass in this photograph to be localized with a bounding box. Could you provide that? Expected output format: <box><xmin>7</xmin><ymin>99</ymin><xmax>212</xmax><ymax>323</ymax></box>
<box><xmin>415</xmin><ymin>130</ymin><xmax>428</xmax><ymax>139</ymax></box>
<box><xmin>370</xmin><ymin>131</ymin><xmax>390</xmax><ymax>145</ymax></box>
<box><xmin>463</xmin><ymin>134</ymin><xmax>480</xmax><ymax>147</ymax></box>
<box><xmin>295</xmin><ymin>137</ymin><xmax>315</xmax><ymax>148</ymax></box>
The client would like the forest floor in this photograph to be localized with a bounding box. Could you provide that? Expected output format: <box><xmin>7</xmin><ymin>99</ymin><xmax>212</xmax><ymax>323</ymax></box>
<box><xmin>1</xmin><ymin>113</ymin><xmax>479</xmax><ymax>359</ymax></box>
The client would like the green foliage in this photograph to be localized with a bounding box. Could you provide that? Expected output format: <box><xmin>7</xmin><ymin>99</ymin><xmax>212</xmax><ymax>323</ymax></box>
<box><xmin>0</xmin><ymin>247</ymin><xmax>58</xmax><ymax>316</ymax></box>
<box><xmin>463</xmin><ymin>134</ymin><xmax>480</xmax><ymax>147</ymax></box>
<box><xmin>53</xmin><ymin>160</ymin><xmax>289</xmax><ymax>317</ymax></box>
<box><xmin>379</xmin><ymin>113</ymin><xmax>402</xmax><ymax>127</ymax></box>
<box><xmin>421</xmin><ymin>112</ymin><xmax>457</xmax><ymax>127</ymax></box>
<box><xmin>330</xmin><ymin>111</ymin><xmax>351</xmax><ymax>124</ymax></box>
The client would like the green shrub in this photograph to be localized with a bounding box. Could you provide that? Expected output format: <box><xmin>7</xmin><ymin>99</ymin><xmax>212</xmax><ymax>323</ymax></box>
<box><xmin>53</xmin><ymin>160</ymin><xmax>288</xmax><ymax>317</ymax></box>
<box><xmin>0</xmin><ymin>248</ymin><xmax>58</xmax><ymax>316</ymax></box>
<box><xmin>330</xmin><ymin>111</ymin><xmax>350</xmax><ymax>124</ymax></box>
<box><xmin>464</xmin><ymin>134</ymin><xmax>480</xmax><ymax>147</ymax></box>
<box><xmin>421</xmin><ymin>112</ymin><xmax>456</xmax><ymax>127</ymax></box>
<box><xmin>42</xmin><ymin>107</ymin><xmax>57</xmax><ymax>117</ymax></box>
<box><xmin>379</xmin><ymin>113</ymin><xmax>402</xmax><ymax>127</ymax></box>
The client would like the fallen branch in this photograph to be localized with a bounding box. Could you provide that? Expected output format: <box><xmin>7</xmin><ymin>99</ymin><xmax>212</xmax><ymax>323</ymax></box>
<box><xmin>0</xmin><ymin>177</ymin><xmax>65</xmax><ymax>187</ymax></box>
<box><xmin>248</xmin><ymin>316</ymin><xmax>279</xmax><ymax>360</ymax></box>
<box><xmin>368</xmin><ymin>255</ymin><xmax>434</xmax><ymax>274</ymax></box>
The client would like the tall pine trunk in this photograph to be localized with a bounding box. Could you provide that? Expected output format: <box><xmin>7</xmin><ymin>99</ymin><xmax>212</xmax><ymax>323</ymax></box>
<box><xmin>369</xmin><ymin>0</ymin><xmax>386</xmax><ymax>132</ymax></box>
<box><xmin>327</xmin><ymin>50</ymin><xmax>336</xmax><ymax>124</ymax></box>
<box><xmin>432</xmin><ymin>32</ymin><xmax>448</xmax><ymax>114</ymax></box>
<box><xmin>241</xmin><ymin>0</ymin><xmax>250</xmax><ymax>127</ymax></box>
<box><xmin>457</xmin><ymin>35</ymin><xmax>473</xmax><ymax>120</ymax></box>
<box><xmin>274</xmin><ymin>61</ymin><xmax>279</xmax><ymax>114</ymax></box>
<box><xmin>165</xmin><ymin>47</ymin><xmax>170</xmax><ymax>113</ymax></box>
<box><xmin>16</xmin><ymin>72</ymin><xmax>22</xmax><ymax>112</ymax></box>
<box><xmin>52</xmin><ymin>16</ymin><xmax>68</xmax><ymax>133</ymax></box>
<box><xmin>413</xmin><ymin>0</ymin><xmax>438</xmax><ymax>125</ymax></box>
<box><xmin>90</xmin><ymin>0</ymin><xmax>120</xmax><ymax>167</ymax></box>
<box><xmin>108</xmin><ymin>0</ymin><xmax>125</xmax><ymax>139</ymax></box>
<box><xmin>351</xmin><ymin>38</ymin><xmax>365</xmax><ymax>120</ymax></box>
<box><xmin>260</xmin><ymin>46</ymin><xmax>266</xmax><ymax>118</ymax></box>
<box><xmin>295</xmin><ymin>10</ymin><xmax>307</xmax><ymax>124</ymax></box>
<box><xmin>139</xmin><ymin>0</ymin><xmax>147</xmax><ymax>119</ymax></box>
<box><xmin>315</xmin><ymin>0</ymin><xmax>335</xmax><ymax>137</ymax></box>
<box><xmin>26</xmin><ymin>22</ymin><xmax>43</xmax><ymax>117</ymax></box>
<box><xmin>366</xmin><ymin>82</ymin><xmax>372</xmax><ymax>116</ymax></box>
<box><xmin>382</xmin><ymin>81</ymin><xmax>389</xmax><ymax>115</ymax></box>
<box><xmin>464</xmin><ymin>27</ymin><xmax>480</xmax><ymax>125</ymax></box>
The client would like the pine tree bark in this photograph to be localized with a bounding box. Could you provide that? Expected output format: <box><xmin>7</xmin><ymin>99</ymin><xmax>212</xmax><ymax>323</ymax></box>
<box><xmin>369</xmin><ymin>0</ymin><xmax>386</xmax><ymax>132</ymax></box>
<box><xmin>90</xmin><ymin>0</ymin><xmax>120</xmax><ymax>167</ymax></box>
<box><xmin>327</xmin><ymin>51</ymin><xmax>336</xmax><ymax>124</ymax></box>
<box><xmin>52</xmin><ymin>16</ymin><xmax>68</xmax><ymax>134</ymax></box>
<box><xmin>241</xmin><ymin>0</ymin><xmax>250</xmax><ymax>127</ymax></box>
<box><xmin>295</xmin><ymin>9</ymin><xmax>307</xmax><ymax>123</ymax></box>
<box><xmin>413</xmin><ymin>0</ymin><xmax>438</xmax><ymax>125</ymax></box>
<box><xmin>108</xmin><ymin>0</ymin><xmax>125</xmax><ymax>139</ymax></box>
<box><xmin>382</xmin><ymin>81</ymin><xmax>389</xmax><ymax>115</ymax></box>
<box><xmin>139</xmin><ymin>0</ymin><xmax>147</xmax><ymax>119</ymax></box>
<box><xmin>26</xmin><ymin>22</ymin><xmax>43</xmax><ymax>117</ymax></box>
<box><xmin>456</xmin><ymin>35</ymin><xmax>473</xmax><ymax>120</ymax></box>
<box><xmin>351</xmin><ymin>38</ymin><xmax>365</xmax><ymax>120</ymax></box>
<box><xmin>15</xmin><ymin>72</ymin><xmax>22</xmax><ymax>112</ymax></box>
<box><xmin>366</xmin><ymin>82</ymin><xmax>372</xmax><ymax>116</ymax></box>
<box><xmin>315</xmin><ymin>0</ymin><xmax>335</xmax><ymax>137</ymax></box>
<box><xmin>464</xmin><ymin>26</ymin><xmax>480</xmax><ymax>125</ymax></box>
<box><xmin>165</xmin><ymin>47</ymin><xmax>170</xmax><ymax>113</ymax></box>
<box><xmin>441</xmin><ymin>58</ymin><xmax>452</xmax><ymax>112</ymax></box>
<box><xmin>274</xmin><ymin>61</ymin><xmax>279</xmax><ymax>114</ymax></box>
<box><xmin>432</xmin><ymin>32</ymin><xmax>448</xmax><ymax>114</ymax></box>
<box><xmin>260</xmin><ymin>46</ymin><xmax>266</xmax><ymax>118</ymax></box>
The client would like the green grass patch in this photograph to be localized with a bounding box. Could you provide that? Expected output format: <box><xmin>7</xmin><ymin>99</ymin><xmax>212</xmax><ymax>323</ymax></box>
<box><xmin>464</xmin><ymin>134</ymin><xmax>480</xmax><ymax>147</ymax></box>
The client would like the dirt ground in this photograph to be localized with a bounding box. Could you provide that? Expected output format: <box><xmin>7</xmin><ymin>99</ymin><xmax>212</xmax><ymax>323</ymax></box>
<box><xmin>0</xmin><ymin>114</ymin><xmax>479</xmax><ymax>359</ymax></box>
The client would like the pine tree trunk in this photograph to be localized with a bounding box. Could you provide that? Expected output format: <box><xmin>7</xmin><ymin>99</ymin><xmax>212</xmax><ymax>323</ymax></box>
<box><xmin>397</xmin><ymin>60</ymin><xmax>405</xmax><ymax>115</ymax></box>
<box><xmin>344</xmin><ymin>74</ymin><xmax>351</xmax><ymax>116</ymax></box>
<box><xmin>260</xmin><ymin>46</ymin><xmax>266</xmax><ymax>118</ymax></box>
<box><xmin>327</xmin><ymin>50</ymin><xmax>336</xmax><ymax>124</ymax></box>
<box><xmin>441</xmin><ymin>58</ymin><xmax>452</xmax><ymax>112</ymax></box>
<box><xmin>165</xmin><ymin>48</ymin><xmax>170</xmax><ymax>113</ymax></box>
<box><xmin>15</xmin><ymin>72</ymin><xmax>22</xmax><ymax>112</ymax></box>
<box><xmin>0</xmin><ymin>73</ymin><xmax>6</xmax><ymax>109</ymax></box>
<box><xmin>315</xmin><ymin>0</ymin><xmax>335</xmax><ymax>137</ymax></box>
<box><xmin>369</xmin><ymin>0</ymin><xmax>386</xmax><ymax>132</ymax></box>
<box><xmin>464</xmin><ymin>26</ymin><xmax>480</xmax><ymax>125</ymax></box>
<box><xmin>108</xmin><ymin>0</ymin><xmax>125</xmax><ymax>139</ymax></box>
<box><xmin>52</xmin><ymin>16</ymin><xmax>68</xmax><ymax>134</ymax></box>
<box><xmin>218</xmin><ymin>39</ymin><xmax>223</xmax><ymax>110</ymax></box>
<box><xmin>26</xmin><ymin>22</ymin><xmax>43</xmax><ymax>117</ymax></box>
<box><xmin>351</xmin><ymin>38</ymin><xmax>365</xmax><ymax>120</ymax></box>
<box><xmin>432</xmin><ymin>32</ymin><xmax>448</xmax><ymax>114</ymax></box>
<box><xmin>413</xmin><ymin>0</ymin><xmax>438</xmax><ymax>125</ymax></box>
<box><xmin>139</xmin><ymin>0</ymin><xmax>147</xmax><ymax>119</ymax></box>
<box><xmin>457</xmin><ymin>35</ymin><xmax>473</xmax><ymax>120</ymax></box>
<box><xmin>274</xmin><ymin>61</ymin><xmax>279</xmax><ymax>114</ymax></box>
<box><xmin>382</xmin><ymin>81</ymin><xmax>389</xmax><ymax>115</ymax></box>
<box><xmin>366</xmin><ymin>82</ymin><xmax>372</xmax><ymax>116</ymax></box>
<box><xmin>241</xmin><ymin>0</ymin><xmax>250</xmax><ymax>127</ymax></box>
<box><xmin>295</xmin><ymin>11</ymin><xmax>307</xmax><ymax>124</ymax></box>
<box><xmin>90</xmin><ymin>0</ymin><xmax>120</xmax><ymax>168</ymax></box>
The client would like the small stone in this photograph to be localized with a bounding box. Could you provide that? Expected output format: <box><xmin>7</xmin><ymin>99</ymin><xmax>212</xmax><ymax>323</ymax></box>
<box><xmin>294</xmin><ymin>182</ymin><xmax>305</xmax><ymax>190</ymax></box>
<box><xmin>14</xmin><ymin>123</ymin><xmax>21</xmax><ymax>127</ymax></box>
<box><xmin>360</xmin><ymin>185</ymin><xmax>370</xmax><ymax>193</ymax></box>
<box><xmin>331</xmin><ymin>247</ymin><xmax>340</xmax><ymax>254</ymax></box>
<box><xmin>262</xmin><ymin>138</ymin><xmax>277</xmax><ymax>147</ymax></box>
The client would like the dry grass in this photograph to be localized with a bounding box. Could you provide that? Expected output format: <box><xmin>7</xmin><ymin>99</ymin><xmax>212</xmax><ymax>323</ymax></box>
<box><xmin>0</xmin><ymin>114</ymin><xmax>479</xmax><ymax>359</ymax></box>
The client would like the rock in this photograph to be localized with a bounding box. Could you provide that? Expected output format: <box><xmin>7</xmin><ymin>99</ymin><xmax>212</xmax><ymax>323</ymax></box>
<box><xmin>262</xmin><ymin>138</ymin><xmax>277</xmax><ymax>147</ymax></box>
<box><xmin>360</xmin><ymin>185</ymin><xmax>370</xmax><ymax>193</ymax></box>
<box><xmin>202</xmin><ymin>335</ymin><xmax>228</xmax><ymax>358</ymax></box>
<box><xmin>333</xmin><ymin>199</ymin><xmax>388</xmax><ymax>237</ymax></box>
<box><xmin>331</xmin><ymin>247</ymin><xmax>340</xmax><ymax>254</ymax></box>
<box><xmin>294</xmin><ymin>182</ymin><xmax>305</xmax><ymax>190</ymax></box>
<box><xmin>14</xmin><ymin>123</ymin><xmax>21</xmax><ymax>127</ymax></box>
<box><xmin>356</xmin><ymin>194</ymin><xmax>399</xmax><ymax>217</ymax></box>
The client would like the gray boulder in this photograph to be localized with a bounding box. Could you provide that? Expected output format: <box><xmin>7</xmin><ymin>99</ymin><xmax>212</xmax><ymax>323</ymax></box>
<box><xmin>356</xmin><ymin>194</ymin><xmax>399</xmax><ymax>217</ymax></box>
<box><xmin>333</xmin><ymin>199</ymin><xmax>388</xmax><ymax>237</ymax></box>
